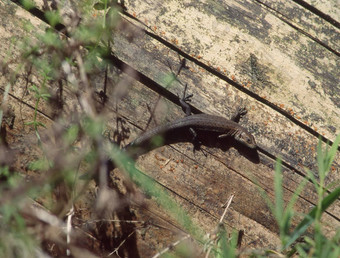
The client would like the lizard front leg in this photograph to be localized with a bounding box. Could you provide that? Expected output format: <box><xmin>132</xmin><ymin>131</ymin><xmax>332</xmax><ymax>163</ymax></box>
<box><xmin>178</xmin><ymin>84</ymin><xmax>203</xmax><ymax>152</ymax></box>
<box><xmin>230</xmin><ymin>106</ymin><xmax>247</xmax><ymax>123</ymax></box>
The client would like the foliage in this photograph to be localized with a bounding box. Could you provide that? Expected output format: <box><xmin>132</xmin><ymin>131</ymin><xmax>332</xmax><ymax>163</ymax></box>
<box><xmin>258</xmin><ymin>135</ymin><xmax>340</xmax><ymax>257</ymax></box>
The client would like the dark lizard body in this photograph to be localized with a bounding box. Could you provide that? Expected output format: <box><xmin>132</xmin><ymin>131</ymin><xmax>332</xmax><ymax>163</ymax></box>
<box><xmin>124</xmin><ymin>113</ymin><xmax>256</xmax><ymax>159</ymax></box>
<box><xmin>123</xmin><ymin>84</ymin><xmax>256</xmax><ymax>159</ymax></box>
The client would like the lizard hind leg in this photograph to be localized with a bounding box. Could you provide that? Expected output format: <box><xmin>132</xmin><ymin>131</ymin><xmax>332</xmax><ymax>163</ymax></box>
<box><xmin>187</xmin><ymin>127</ymin><xmax>204</xmax><ymax>155</ymax></box>
<box><xmin>192</xmin><ymin>138</ymin><xmax>208</xmax><ymax>157</ymax></box>
<box><xmin>179</xmin><ymin>83</ymin><xmax>194</xmax><ymax>116</ymax></box>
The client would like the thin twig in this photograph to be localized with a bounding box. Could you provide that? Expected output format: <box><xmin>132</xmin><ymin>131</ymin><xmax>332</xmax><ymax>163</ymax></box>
<box><xmin>107</xmin><ymin>230</ymin><xmax>136</xmax><ymax>257</ymax></box>
<box><xmin>205</xmin><ymin>194</ymin><xmax>235</xmax><ymax>258</ymax></box>
<box><xmin>152</xmin><ymin>234</ymin><xmax>191</xmax><ymax>258</ymax></box>
<box><xmin>220</xmin><ymin>194</ymin><xmax>234</xmax><ymax>223</ymax></box>
<box><xmin>66</xmin><ymin>205</ymin><xmax>75</xmax><ymax>256</ymax></box>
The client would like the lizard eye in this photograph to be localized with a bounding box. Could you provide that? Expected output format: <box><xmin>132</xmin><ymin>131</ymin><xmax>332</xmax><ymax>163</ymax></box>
<box><xmin>242</xmin><ymin>134</ymin><xmax>250</xmax><ymax>142</ymax></box>
<box><xmin>242</xmin><ymin>133</ymin><xmax>256</xmax><ymax>148</ymax></box>
<box><xmin>235</xmin><ymin>132</ymin><xmax>255</xmax><ymax>148</ymax></box>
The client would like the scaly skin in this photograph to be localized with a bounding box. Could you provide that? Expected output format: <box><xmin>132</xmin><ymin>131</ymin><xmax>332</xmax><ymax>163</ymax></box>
<box><xmin>124</xmin><ymin>113</ymin><xmax>256</xmax><ymax>159</ymax></box>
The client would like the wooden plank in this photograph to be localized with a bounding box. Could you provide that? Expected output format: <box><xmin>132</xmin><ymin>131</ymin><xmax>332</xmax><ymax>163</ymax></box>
<box><xmin>1</xmin><ymin>0</ymin><xmax>340</xmax><ymax>255</ymax></box>
<box><xmin>123</xmin><ymin>0</ymin><xmax>340</xmax><ymax>139</ymax></box>
<box><xmin>297</xmin><ymin>0</ymin><xmax>340</xmax><ymax>25</ymax></box>
<box><xmin>111</xmin><ymin>0</ymin><xmax>340</xmax><ymax>235</ymax></box>
<box><xmin>110</xmin><ymin>9</ymin><xmax>340</xmax><ymax>193</ymax></box>
<box><xmin>102</xmin><ymin>79</ymin><xmax>284</xmax><ymax>250</ymax></box>
<box><xmin>257</xmin><ymin>0</ymin><xmax>339</xmax><ymax>52</ymax></box>
<box><xmin>117</xmin><ymin>0</ymin><xmax>340</xmax><ymax>184</ymax></box>
<box><xmin>106</xmin><ymin>59</ymin><xmax>340</xmax><ymax>237</ymax></box>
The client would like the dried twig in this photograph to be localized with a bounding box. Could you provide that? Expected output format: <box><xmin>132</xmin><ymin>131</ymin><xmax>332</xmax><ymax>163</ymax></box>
<box><xmin>152</xmin><ymin>234</ymin><xmax>191</xmax><ymax>258</ymax></box>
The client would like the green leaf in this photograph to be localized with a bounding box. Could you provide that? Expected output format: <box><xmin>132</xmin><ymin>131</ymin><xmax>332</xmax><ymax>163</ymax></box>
<box><xmin>28</xmin><ymin>159</ymin><xmax>50</xmax><ymax>171</ymax></box>
<box><xmin>216</xmin><ymin>226</ymin><xmax>237</xmax><ymax>258</ymax></box>
<box><xmin>41</xmin><ymin>93</ymin><xmax>51</xmax><ymax>100</ymax></box>
<box><xmin>305</xmin><ymin>168</ymin><xmax>318</xmax><ymax>191</ymax></box>
<box><xmin>29</xmin><ymin>85</ymin><xmax>39</xmax><ymax>94</ymax></box>
<box><xmin>45</xmin><ymin>11</ymin><xmax>61</xmax><ymax>28</ymax></box>
<box><xmin>82</xmin><ymin>117</ymin><xmax>105</xmax><ymax>138</ymax></box>
<box><xmin>0</xmin><ymin>166</ymin><xmax>10</xmax><ymax>177</ymax></box>
<box><xmin>216</xmin><ymin>225</ymin><xmax>228</xmax><ymax>258</ymax></box>
<box><xmin>283</xmin><ymin>176</ymin><xmax>308</xmax><ymax>235</ymax></box>
<box><xmin>20</xmin><ymin>0</ymin><xmax>36</xmax><ymax>10</ymax></box>
<box><xmin>64</xmin><ymin>125</ymin><xmax>79</xmax><ymax>144</ymax></box>
<box><xmin>162</xmin><ymin>72</ymin><xmax>177</xmax><ymax>88</ymax></box>
<box><xmin>93</xmin><ymin>2</ymin><xmax>106</xmax><ymax>10</ymax></box>
<box><xmin>316</xmin><ymin>134</ymin><xmax>340</xmax><ymax>180</ymax></box>
<box><xmin>25</xmin><ymin>121</ymin><xmax>35</xmax><ymax>126</ymax></box>
<box><xmin>37</xmin><ymin>122</ymin><xmax>46</xmax><ymax>128</ymax></box>
<box><xmin>325</xmin><ymin>134</ymin><xmax>340</xmax><ymax>176</ymax></box>
<box><xmin>38</xmin><ymin>31</ymin><xmax>62</xmax><ymax>49</ymax></box>
<box><xmin>317</xmin><ymin>138</ymin><xmax>326</xmax><ymax>176</ymax></box>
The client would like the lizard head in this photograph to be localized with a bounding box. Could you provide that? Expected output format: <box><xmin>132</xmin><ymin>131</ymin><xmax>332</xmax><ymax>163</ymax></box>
<box><xmin>235</xmin><ymin>131</ymin><xmax>256</xmax><ymax>149</ymax></box>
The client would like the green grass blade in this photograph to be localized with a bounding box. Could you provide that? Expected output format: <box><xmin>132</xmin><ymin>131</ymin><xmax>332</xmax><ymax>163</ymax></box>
<box><xmin>317</xmin><ymin>138</ymin><xmax>325</xmax><ymax>176</ymax></box>
<box><xmin>274</xmin><ymin>159</ymin><xmax>284</xmax><ymax>224</ymax></box>
<box><xmin>283</xmin><ymin>186</ymin><xmax>340</xmax><ymax>250</ymax></box>
<box><xmin>305</xmin><ymin>169</ymin><xmax>318</xmax><ymax>191</ymax></box>
<box><xmin>325</xmin><ymin>134</ymin><xmax>340</xmax><ymax>175</ymax></box>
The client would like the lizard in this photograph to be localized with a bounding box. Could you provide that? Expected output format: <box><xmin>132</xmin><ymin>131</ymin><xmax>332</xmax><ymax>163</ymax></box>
<box><xmin>123</xmin><ymin>84</ymin><xmax>256</xmax><ymax>159</ymax></box>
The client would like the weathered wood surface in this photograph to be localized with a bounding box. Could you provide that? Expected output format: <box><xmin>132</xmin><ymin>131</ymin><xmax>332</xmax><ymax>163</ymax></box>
<box><xmin>295</xmin><ymin>0</ymin><xmax>340</xmax><ymax>25</ymax></box>
<box><xmin>1</xmin><ymin>0</ymin><xmax>339</xmax><ymax>256</ymax></box>
<box><xmin>113</xmin><ymin>0</ymin><xmax>340</xmax><ymax>230</ymax></box>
